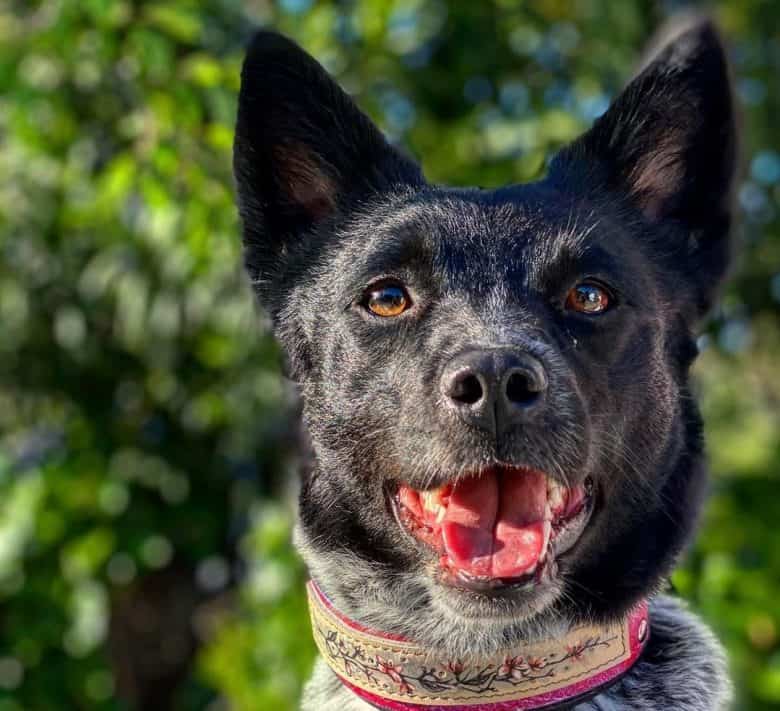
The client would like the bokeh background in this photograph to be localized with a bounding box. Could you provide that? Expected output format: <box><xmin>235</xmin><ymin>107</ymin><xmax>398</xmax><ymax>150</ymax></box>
<box><xmin>1</xmin><ymin>0</ymin><xmax>778</xmax><ymax>709</ymax></box>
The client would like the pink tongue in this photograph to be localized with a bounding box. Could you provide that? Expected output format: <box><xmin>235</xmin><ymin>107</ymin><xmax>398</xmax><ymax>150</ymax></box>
<box><xmin>441</xmin><ymin>469</ymin><xmax>548</xmax><ymax>578</ymax></box>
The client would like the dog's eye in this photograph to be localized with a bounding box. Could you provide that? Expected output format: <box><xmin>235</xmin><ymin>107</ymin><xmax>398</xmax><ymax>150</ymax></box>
<box><xmin>365</xmin><ymin>283</ymin><xmax>411</xmax><ymax>317</ymax></box>
<box><xmin>565</xmin><ymin>283</ymin><xmax>611</xmax><ymax>315</ymax></box>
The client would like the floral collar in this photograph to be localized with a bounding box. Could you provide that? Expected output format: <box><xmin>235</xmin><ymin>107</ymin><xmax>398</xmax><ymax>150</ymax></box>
<box><xmin>307</xmin><ymin>580</ymin><xmax>649</xmax><ymax>710</ymax></box>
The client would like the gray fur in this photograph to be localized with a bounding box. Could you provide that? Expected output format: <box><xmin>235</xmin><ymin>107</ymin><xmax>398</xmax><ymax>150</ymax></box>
<box><xmin>301</xmin><ymin>594</ymin><xmax>732</xmax><ymax>710</ymax></box>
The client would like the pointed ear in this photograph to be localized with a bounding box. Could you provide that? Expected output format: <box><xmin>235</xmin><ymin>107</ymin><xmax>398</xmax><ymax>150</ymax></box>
<box><xmin>233</xmin><ymin>31</ymin><xmax>423</xmax><ymax>305</ymax></box>
<box><xmin>550</xmin><ymin>18</ymin><xmax>738</xmax><ymax>317</ymax></box>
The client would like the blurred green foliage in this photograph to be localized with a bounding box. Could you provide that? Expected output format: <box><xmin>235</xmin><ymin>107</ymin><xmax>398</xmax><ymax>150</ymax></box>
<box><xmin>0</xmin><ymin>0</ymin><xmax>777</xmax><ymax>709</ymax></box>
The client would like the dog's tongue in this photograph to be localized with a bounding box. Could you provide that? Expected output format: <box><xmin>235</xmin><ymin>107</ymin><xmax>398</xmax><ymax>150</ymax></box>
<box><xmin>441</xmin><ymin>469</ymin><xmax>548</xmax><ymax>578</ymax></box>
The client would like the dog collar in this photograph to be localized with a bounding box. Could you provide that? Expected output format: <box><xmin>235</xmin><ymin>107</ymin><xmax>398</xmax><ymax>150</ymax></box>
<box><xmin>307</xmin><ymin>580</ymin><xmax>649</xmax><ymax>710</ymax></box>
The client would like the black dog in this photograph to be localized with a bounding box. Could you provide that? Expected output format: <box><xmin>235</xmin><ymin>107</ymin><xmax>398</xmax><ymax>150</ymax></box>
<box><xmin>234</xmin><ymin>16</ymin><xmax>736</xmax><ymax>711</ymax></box>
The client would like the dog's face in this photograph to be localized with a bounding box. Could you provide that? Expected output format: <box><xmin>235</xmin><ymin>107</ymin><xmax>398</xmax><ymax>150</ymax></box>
<box><xmin>234</xmin><ymin>22</ymin><xmax>736</xmax><ymax>654</ymax></box>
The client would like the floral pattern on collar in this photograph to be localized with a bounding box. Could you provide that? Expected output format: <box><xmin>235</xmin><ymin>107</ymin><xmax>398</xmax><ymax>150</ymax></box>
<box><xmin>307</xmin><ymin>581</ymin><xmax>649</xmax><ymax>710</ymax></box>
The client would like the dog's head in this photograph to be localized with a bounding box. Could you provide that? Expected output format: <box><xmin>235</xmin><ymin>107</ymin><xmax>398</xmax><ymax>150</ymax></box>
<box><xmin>234</xmin><ymin>20</ymin><xmax>736</xmax><ymax>654</ymax></box>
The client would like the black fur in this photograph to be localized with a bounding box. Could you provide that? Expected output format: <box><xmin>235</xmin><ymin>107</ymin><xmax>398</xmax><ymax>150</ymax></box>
<box><xmin>234</xmin><ymin>17</ymin><xmax>736</xmax><ymax>710</ymax></box>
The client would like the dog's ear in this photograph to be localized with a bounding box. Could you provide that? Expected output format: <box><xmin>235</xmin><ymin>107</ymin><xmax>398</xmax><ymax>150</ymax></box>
<box><xmin>550</xmin><ymin>18</ymin><xmax>737</xmax><ymax>318</ymax></box>
<box><xmin>234</xmin><ymin>31</ymin><xmax>423</xmax><ymax>307</ymax></box>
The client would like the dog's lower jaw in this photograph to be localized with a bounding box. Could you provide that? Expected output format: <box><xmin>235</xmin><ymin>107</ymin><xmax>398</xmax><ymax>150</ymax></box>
<box><xmin>300</xmin><ymin>595</ymin><xmax>732</xmax><ymax>711</ymax></box>
<box><xmin>294</xmin><ymin>520</ymin><xmax>572</xmax><ymax>661</ymax></box>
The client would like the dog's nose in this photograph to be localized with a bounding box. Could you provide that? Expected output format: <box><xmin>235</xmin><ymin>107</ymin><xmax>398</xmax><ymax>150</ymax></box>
<box><xmin>441</xmin><ymin>349</ymin><xmax>548</xmax><ymax>433</ymax></box>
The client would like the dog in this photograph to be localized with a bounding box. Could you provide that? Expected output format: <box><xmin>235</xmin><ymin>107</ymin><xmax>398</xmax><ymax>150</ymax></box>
<box><xmin>234</xmin><ymin>15</ymin><xmax>737</xmax><ymax>711</ymax></box>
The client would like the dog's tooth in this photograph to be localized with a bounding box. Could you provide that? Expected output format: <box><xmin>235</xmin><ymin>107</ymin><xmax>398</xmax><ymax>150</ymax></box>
<box><xmin>421</xmin><ymin>489</ymin><xmax>445</xmax><ymax>517</ymax></box>
<box><xmin>548</xmin><ymin>481</ymin><xmax>565</xmax><ymax>512</ymax></box>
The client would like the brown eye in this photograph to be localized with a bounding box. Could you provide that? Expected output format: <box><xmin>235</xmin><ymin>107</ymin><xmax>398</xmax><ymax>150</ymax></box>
<box><xmin>565</xmin><ymin>283</ymin><xmax>611</xmax><ymax>314</ymax></box>
<box><xmin>365</xmin><ymin>284</ymin><xmax>411</xmax><ymax>317</ymax></box>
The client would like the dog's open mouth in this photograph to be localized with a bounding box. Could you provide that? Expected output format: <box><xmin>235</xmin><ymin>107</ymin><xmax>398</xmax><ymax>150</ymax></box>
<box><xmin>393</xmin><ymin>466</ymin><xmax>593</xmax><ymax>591</ymax></box>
